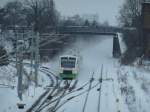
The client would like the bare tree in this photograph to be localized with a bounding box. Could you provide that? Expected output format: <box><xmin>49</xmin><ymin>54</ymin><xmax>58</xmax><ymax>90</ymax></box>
<box><xmin>119</xmin><ymin>0</ymin><xmax>144</xmax><ymax>64</ymax></box>
<box><xmin>0</xmin><ymin>0</ymin><xmax>25</xmax><ymax>29</ymax></box>
<box><xmin>118</xmin><ymin>0</ymin><xmax>142</xmax><ymax>27</ymax></box>
<box><xmin>24</xmin><ymin>0</ymin><xmax>59</xmax><ymax>32</ymax></box>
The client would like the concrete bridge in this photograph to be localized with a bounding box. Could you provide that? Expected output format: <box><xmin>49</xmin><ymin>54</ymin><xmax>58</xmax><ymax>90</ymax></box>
<box><xmin>56</xmin><ymin>26</ymin><xmax>122</xmax><ymax>36</ymax></box>
<box><xmin>5</xmin><ymin>25</ymin><xmax>124</xmax><ymax>36</ymax></box>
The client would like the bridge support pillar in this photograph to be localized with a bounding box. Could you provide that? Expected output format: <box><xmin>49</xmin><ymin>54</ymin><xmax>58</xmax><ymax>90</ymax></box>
<box><xmin>113</xmin><ymin>34</ymin><xmax>121</xmax><ymax>58</ymax></box>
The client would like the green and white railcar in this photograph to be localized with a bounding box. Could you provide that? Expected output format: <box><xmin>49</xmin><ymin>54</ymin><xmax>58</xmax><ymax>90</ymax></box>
<box><xmin>59</xmin><ymin>55</ymin><xmax>79</xmax><ymax>80</ymax></box>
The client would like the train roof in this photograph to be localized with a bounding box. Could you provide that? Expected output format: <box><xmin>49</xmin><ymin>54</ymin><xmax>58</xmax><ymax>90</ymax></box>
<box><xmin>60</xmin><ymin>55</ymin><xmax>78</xmax><ymax>58</ymax></box>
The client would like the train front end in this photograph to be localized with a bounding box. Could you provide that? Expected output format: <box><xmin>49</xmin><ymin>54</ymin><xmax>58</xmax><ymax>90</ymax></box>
<box><xmin>59</xmin><ymin>55</ymin><xmax>78</xmax><ymax>80</ymax></box>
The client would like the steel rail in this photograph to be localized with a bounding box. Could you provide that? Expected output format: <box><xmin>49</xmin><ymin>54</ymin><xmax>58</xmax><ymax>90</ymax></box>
<box><xmin>97</xmin><ymin>65</ymin><xmax>103</xmax><ymax>112</ymax></box>
<box><xmin>54</xmin><ymin>82</ymin><xmax>100</xmax><ymax>112</ymax></box>
<box><xmin>35</xmin><ymin>80</ymin><xmax>63</xmax><ymax>112</ymax></box>
<box><xmin>48</xmin><ymin>81</ymin><xmax>72</xmax><ymax>112</ymax></box>
<box><xmin>82</xmin><ymin>72</ymin><xmax>94</xmax><ymax>112</ymax></box>
<box><xmin>26</xmin><ymin>68</ymin><xmax>58</xmax><ymax>112</ymax></box>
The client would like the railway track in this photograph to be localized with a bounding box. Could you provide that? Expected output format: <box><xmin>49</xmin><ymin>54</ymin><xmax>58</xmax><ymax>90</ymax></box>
<box><xmin>35</xmin><ymin>80</ymin><xmax>76</xmax><ymax>112</ymax></box>
<box><xmin>40</xmin><ymin>66</ymin><xmax>58</xmax><ymax>87</ymax></box>
<box><xmin>26</xmin><ymin>66</ymin><xmax>78</xmax><ymax>112</ymax></box>
<box><xmin>26</xmin><ymin>66</ymin><xmax>59</xmax><ymax>112</ymax></box>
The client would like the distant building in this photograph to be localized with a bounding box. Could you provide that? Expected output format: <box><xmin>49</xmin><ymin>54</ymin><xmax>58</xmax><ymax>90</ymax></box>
<box><xmin>82</xmin><ymin>14</ymin><xmax>99</xmax><ymax>23</ymax></box>
<box><xmin>143</xmin><ymin>0</ymin><xmax>150</xmax><ymax>3</ymax></box>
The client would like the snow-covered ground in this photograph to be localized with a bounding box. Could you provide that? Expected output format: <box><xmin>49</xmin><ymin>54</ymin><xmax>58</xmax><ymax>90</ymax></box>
<box><xmin>0</xmin><ymin>65</ymin><xmax>51</xmax><ymax>112</ymax></box>
<box><xmin>54</xmin><ymin>36</ymin><xmax>129</xmax><ymax>112</ymax></box>
<box><xmin>1</xmin><ymin>35</ymin><xmax>150</xmax><ymax>112</ymax></box>
<box><xmin>44</xmin><ymin>35</ymin><xmax>150</xmax><ymax>112</ymax></box>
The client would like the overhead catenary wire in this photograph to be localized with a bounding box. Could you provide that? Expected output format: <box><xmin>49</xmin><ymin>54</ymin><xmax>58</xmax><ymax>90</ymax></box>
<box><xmin>1</xmin><ymin>30</ymin><xmax>110</xmax><ymax>111</ymax></box>
<box><xmin>39</xmin><ymin>35</ymin><xmax>69</xmax><ymax>47</ymax></box>
<box><xmin>0</xmin><ymin>33</ymin><xmax>69</xmax><ymax>63</ymax></box>
<box><xmin>0</xmin><ymin>84</ymin><xmax>15</xmax><ymax>89</ymax></box>
<box><xmin>39</xmin><ymin>34</ymin><xmax>69</xmax><ymax>43</ymax></box>
<box><xmin>0</xmin><ymin>30</ymin><xmax>75</xmax><ymax>108</ymax></box>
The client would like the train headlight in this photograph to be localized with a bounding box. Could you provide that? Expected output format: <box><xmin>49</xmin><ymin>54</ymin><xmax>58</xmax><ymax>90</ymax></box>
<box><xmin>60</xmin><ymin>69</ymin><xmax>63</xmax><ymax>73</ymax></box>
<box><xmin>72</xmin><ymin>69</ymin><xmax>77</xmax><ymax>74</ymax></box>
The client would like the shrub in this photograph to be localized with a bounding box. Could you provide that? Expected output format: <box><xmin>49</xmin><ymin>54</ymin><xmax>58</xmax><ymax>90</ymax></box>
<box><xmin>121</xmin><ymin>29</ymin><xmax>142</xmax><ymax>65</ymax></box>
<box><xmin>0</xmin><ymin>46</ymin><xmax>9</xmax><ymax>66</ymax></box>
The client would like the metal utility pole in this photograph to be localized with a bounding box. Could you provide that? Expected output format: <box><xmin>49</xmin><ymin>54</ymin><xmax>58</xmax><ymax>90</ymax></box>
<box><xmin>30</xmin><ymin>32</ymin><xmax>34</xmax><ymax>79</ymax></box>
<box><xmin>17</xmin><ymin>37</ymin><xmax>24</xmax><ymax>101</ymax></box>
<box><xmin>29</xmin><ymin>31</ymin><xmax>40</xmax><ymax>86</ymax></box>
<box><xmin>15</xmin><ymin>30</ymin><xmax>18</xmax><ymax>68</ymax></box>
<box><xmin>34</xmin><ymin>32</ymin><xmax>40</xmax><ymax>86</ymax></box>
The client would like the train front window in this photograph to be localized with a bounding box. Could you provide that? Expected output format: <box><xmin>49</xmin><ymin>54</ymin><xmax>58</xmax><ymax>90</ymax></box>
<box><xmin>61</xmin><ymin>57</ymin><xmax>76</xmax><ymax>68</ymax></box>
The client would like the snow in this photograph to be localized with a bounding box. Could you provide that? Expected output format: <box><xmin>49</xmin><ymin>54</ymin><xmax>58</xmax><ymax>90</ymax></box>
<box><xmin>0</xmin><ymin>65</ymin><xmax>50</xmax><ymax>112</ymax></box>
<box><xmin>42</xmin><ymin>36</ymin><xmax>130</xmax><ymax>112</ymax></box>
<box><xmin>57</xmin><ymin>36</ymin><xmax>125</xmax><ymax>112</ymax></box>
<box><xmin>1</xmin><ymin>35</ymin><xmax>150</xmax><ymax>112</ymax></box>
<box><xmin>118</xmin><ymin>32</ymin><xmax>127</xmax><ymax>54</ymax></box>
<box><xmin>44</xmin><ymin>35</ymin><xmax>150</xmax><ymax>112</ymax></box>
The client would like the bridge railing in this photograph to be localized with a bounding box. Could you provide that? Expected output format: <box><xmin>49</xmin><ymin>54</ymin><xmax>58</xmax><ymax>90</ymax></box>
<box><xmin>57</xmin><ymin>26</ymin><xmax>122</xmax><ymax>34</ymax></box>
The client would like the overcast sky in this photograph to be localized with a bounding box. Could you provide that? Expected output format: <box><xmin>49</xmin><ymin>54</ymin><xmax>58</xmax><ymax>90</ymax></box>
<box><xmin>0</xmin><ymin>0</ymin><xmax>124</xmax><ymax>26</ymax></box>
<box><xmin>55</xmin><ymin>0</ymin><xmax>124</xmax><ymax>26</ymax></box>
